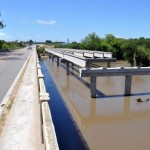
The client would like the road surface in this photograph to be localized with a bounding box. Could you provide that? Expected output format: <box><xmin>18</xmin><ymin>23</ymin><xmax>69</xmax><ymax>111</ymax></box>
<box><xmin>0</xmin><ymin>47</ymin><xmax>32</xmax><ymax>103</ymax></box>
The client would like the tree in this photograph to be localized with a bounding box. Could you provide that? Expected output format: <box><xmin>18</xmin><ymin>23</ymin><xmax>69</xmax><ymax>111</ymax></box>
<box><xmin>136</xmin><ymin>45</ymin><xmax>150</xmax><ymax>66</ymax></box>
<box><xmin>29</xmin><ymin>39</ymin><xmax>34</xmax><ymax>45</ymax></box>
<box><xmin>0</xmin><ymin>21</ymin><xmax>4</xmax><ymax>28</ymax></box>
<box><xmin>121</xmin><ymin>39</ymin><xmax>138</xmax><ymax>66</ymax></box>
<box><xmin>67</xmin><ymin>42</ymin><xmax>80</xmax><ymax>49</ymax></box>
<box><xmin>81</xmin><ymin>32</ymin><xmax>101</xmax><ymax>50</ymax></box>
<box><xmin>45</xmin><ymin>40</ymin><xmax>52</xmax><ymax>44</ymax></box>
<box><xmin>0</xmin><ymin>11</ymin><xmax>6</xmax><ymax>29</ymax></box>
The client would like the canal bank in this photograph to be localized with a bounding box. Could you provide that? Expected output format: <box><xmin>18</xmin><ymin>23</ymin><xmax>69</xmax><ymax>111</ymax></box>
<box><xmin>44</xmin><ymin>57</ymin><xmax>150</xmax><ymax>150</ymax></box>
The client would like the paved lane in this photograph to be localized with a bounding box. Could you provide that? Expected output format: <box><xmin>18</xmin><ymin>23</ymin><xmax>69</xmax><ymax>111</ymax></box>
<box><xmin>0</xmin><ymin>47</ymin><xmax>32</xmax><ymax>103</ymax></box>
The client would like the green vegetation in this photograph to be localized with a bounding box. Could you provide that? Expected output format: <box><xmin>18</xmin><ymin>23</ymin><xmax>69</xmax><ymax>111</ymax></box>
<box><xmin>36</xmin><ymin>45</ymin><xmax>45</xmax><ymax>57</ymax></box>
<box><xmin>54</xmin><ymin>33</ymin><xmax>150</xmax><ymax>67</ymax></box>
<box><xmin>0</xmin><ymin>40</ymin><xmax>26</xmax><ymax>51</ymax></box>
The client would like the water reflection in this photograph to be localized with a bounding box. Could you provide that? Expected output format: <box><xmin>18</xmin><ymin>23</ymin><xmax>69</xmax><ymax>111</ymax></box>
<box><xmin>44</xmin><ymin>57</ymin><xmax>150</xmax><ymax>150</ymax></box>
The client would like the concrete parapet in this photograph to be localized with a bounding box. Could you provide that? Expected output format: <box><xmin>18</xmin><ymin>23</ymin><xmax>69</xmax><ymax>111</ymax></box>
<box><xmin>40</xmin><ymin>93</ymin><xmax>50</xmax><ymax>103</ymax></box>
<box><xmin>37</xmin><ymin>56</ymin><xmax>59</xmax><ymax>150</ymax></box>
<box><xmin>42</xmin><ymin>102</ymin><xmax>59</xmax><ymax>150</ymax></box>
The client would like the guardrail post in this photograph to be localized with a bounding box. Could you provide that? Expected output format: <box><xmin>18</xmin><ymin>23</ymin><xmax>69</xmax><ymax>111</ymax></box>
<box><xmin>90</xmin><ymin>76</ymin><xmax>97</xmax><ymax>98</ymax></box>
<box><xmin>125</xmin><ymin>75</ymin><xmax>132</xmax><ymax>96</ymax></box>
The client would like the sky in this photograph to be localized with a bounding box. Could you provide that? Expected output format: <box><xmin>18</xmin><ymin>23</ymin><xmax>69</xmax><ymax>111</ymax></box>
<box><xmin>0</xmin><ymin>0</ymin><xmax>150</xmax><ymax>42</ymax></box>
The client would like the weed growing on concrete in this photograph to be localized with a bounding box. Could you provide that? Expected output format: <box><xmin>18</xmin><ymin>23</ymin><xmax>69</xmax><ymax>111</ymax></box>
<box><xmin>0</xmin><ymin>97</ymin><xmax>14</xmax><ymax>136</ymax></box>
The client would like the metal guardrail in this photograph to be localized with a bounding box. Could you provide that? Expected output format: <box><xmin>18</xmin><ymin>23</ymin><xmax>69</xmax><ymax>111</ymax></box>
<box><xmin>36</xmin><ymin>56</ymin><xmax>59</xmax><ymax>150</ymax></box>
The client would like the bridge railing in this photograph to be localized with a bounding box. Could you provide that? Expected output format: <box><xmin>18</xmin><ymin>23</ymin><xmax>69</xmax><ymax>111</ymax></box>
<box><xmin>36</xmin><ymin>55</ymin><xmax>59</xmax><ymax>150</ymax></box>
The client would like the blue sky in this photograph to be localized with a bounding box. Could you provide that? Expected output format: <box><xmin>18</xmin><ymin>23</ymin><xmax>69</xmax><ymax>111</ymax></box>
<box><xmin>0</xmin><ymin>0</ymin><xmax>150</xmax><ymax>42</ymax></box>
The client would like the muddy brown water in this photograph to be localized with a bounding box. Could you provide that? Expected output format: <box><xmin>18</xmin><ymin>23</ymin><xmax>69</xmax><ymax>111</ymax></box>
<box><xmin>44</xmin><ymin>57</ymin><xmax>150</xmax><ymax>150</ymax></box>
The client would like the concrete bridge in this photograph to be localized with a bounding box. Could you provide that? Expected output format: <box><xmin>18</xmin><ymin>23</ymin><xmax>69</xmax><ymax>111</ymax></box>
<box><xmin>45</xmin><ymin>48</ymin><xmax>116</xmax><ymax>72</ymax></box>
<box><xmin>46</xmin><ymin>48</ymin><xmax>150</xmax><ymax>98</ymax></box>
<box><xmin>80</xmin><ymin>67</ymin><xmax>150</xmax><ymax>98</ymax></box>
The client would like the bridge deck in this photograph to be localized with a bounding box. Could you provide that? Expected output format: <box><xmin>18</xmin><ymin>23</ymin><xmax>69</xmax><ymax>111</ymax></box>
<box><xmin>46</xmin><ymin>48</ymin><xmax>115</xmax><ymax>68</ymax></box>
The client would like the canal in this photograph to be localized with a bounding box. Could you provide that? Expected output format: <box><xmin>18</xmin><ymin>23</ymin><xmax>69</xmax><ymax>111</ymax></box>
<box><xmin>42</xmin><ymin>57</ymin><xmax>150</xmax><ymax>150</ymax></box>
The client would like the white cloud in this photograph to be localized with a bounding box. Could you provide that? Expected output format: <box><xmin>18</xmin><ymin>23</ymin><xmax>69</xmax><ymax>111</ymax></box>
<box><xmin>36</xmin><ymin>20</ymin><xmax>56</xmax><ymax>25</ymax></box>
<box><xmin>0</xmin><ymin>32</ymin><xmax>6</xmax><ymax>37</ymax></box>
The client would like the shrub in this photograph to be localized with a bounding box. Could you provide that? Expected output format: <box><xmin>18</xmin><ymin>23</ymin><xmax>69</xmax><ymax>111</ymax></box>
<box><xmin>36</xmin><ymin>46</ymin><xmax>45</xmax><ymax>56</ymax></box>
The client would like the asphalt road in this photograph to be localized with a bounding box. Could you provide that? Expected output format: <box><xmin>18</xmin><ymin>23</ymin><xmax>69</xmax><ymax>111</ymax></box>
<box><xmin>0</xmin><ymin>47</ymin><xmax>32</xmax><ymax>103</ymax></box>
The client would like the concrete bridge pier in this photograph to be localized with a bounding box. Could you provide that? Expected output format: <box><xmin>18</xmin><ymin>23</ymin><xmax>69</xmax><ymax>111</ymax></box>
<box><xmin>61</xmin><ymin>59</ymin><xmax>70</xmax><ymax>75</ymax></box>
<box><xmin>90</xmin><ymin>76</ymin><xmax>97</xmax><ymax>98</ymax></box>
<box><xmin>51</xmin><ymin>55</ymin><xmax>54</xmax><ymax>61</ymax></box>
<box><xmin>57</xmin><ymin>57</ymin><xmax>59</xmax><ymax>66</ymax></box>
<box><xmin>66</xmin><ymin>61</ymin><xmax>70</xmax><ymax>75</ymax></box>
<box><xmin>86</xmin><ymin>62</ymin><xmax>91</xmax><ymax>68</ymax></box>
<box><xmin>125</xmin><ymin>75</ymin><xmax>132</xmax><ymax>96</ymax></box>
<box><xmin>71</xmin><ymin>63</ymin><xmax>74</xmax><ymax>69</ymax></box>
<box><xmin>107</xmin><ymin>62</ymin><xmax>111</xmax><ymax>68</ymax></box>
<box><xmin>48</xmin><ymin>53</ymin><xmax>51</xmax><ymax>60</ymax></box>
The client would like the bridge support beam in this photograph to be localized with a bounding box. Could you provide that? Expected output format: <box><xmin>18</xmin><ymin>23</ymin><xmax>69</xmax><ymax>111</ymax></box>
<box><xmin>90</xmin><ymin>76</ymin><xmax>97</xmax><ymax>98</ymax></box>
<box><xmin>125</xmin><ymin>75</ymin><xmax>132</xmax><ymax>96</ymax></box>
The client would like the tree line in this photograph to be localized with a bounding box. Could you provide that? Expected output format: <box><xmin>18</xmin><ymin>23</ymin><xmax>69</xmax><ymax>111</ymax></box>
<box><xmin>0</xmin><ymin>40</ymin><xmax>31</xmax><ymax>51</ymax></box>
<box><xmin>1</xmin><ymin>32</ymin><xmax>150</xmax><ymax>67</ymax></box>
<box><xmin>54</xmin><ymin>33</ymin><xmax>150</xmax><ymax>67</ymax></box>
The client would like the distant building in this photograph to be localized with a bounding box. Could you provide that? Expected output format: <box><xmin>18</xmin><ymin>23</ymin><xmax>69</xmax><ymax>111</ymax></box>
<box><xmin>67</xmin><ymin>38</ymin><xmax>69</xmax><ymax>44</ymax></box>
